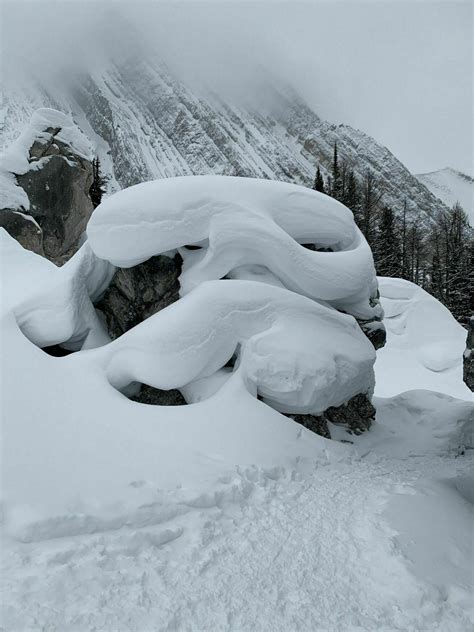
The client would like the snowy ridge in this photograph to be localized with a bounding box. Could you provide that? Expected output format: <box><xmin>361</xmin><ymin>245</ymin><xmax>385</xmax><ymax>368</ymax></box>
<box><xmin>416</xmin><ymin>167</ymin><xmax>473</xmax><ymax>225</ymax></box>
<box><xmin>2</xmin><ymin>58</ymin><xmax>449</xmax><ymax>225</ymax></box>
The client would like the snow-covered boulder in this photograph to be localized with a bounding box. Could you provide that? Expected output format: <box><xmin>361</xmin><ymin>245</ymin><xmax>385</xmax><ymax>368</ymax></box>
<box><xmin>0</xmin><ymin>108</ymin><xmax>95</xmax><ymax>263</ymax></box>
<box><xmin>87</xmin><ymin>176</ymin><xmax>383</xmax><ymax>323</ymax></box>
<box><xmin>84</xmin><ymin>175</ymin><xmax>385</xmax><ymax>419</ymax></box>
<box><xmin>91</xmin><ymin>279</ymin><xmax>376</xmax><ymax>416</ymax></box>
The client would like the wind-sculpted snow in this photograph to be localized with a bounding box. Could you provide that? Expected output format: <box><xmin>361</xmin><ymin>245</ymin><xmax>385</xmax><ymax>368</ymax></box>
<box><xmin>375</xmin><ymin>277</ymin><xmax>473</xmax><ymax>400</ymax></box>
<box><xmin>1</xmin><ymin>230</ymin><xmax>114</xmax><ymax>350</ymax></box>
<box><xmin>88</xmin><ymin>176</ymin><xmax>380</xmax><ymax>319</ymax></box>
<box><xmin>3</xmin><ymin>226</ymin><xmax>374</xmax><ymax>414</ymax></box>
<box><xmin>93</xmin><ymin>280</ymin><xmax>375</xmax><ymax>414</ymax></box>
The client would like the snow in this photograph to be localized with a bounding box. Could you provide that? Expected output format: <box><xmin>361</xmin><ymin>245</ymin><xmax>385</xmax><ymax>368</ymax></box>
<box><xmin>416</xmin><ymin>167</ymin><xmax>473</xmax><ymax>225</ymax></box>
<box><xmin>1</xmin><ymin>230</ymin><xmax>114</xmax><ymax>350</ymax></box>
<box><xmin>0</xmin><ymin>107</ymin><xmax>93</xmax><ymax>212</ymax></box>
<box><xmin>1</xmin><ymin>177</ymin><xmax>473</xmax><ymax>630</ymax></box>
<box><xmin>375</xmin><ymin>277</ymin><xmax>472</xmax><ymax>400</ymax></box>
<box><xmin>88</xmin><ymin>175</ymin><xmax>380</xmax><ymax>320</ymax></box>
<box><xmin>92</xmin><ymin>279</ymin><xmax>375</xmax><ymax>414</ymax></box>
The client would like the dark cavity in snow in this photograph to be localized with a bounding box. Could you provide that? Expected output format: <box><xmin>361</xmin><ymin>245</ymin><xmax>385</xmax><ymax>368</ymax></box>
<box><xmin>129</xmin><ymin>383</ymin><xmax>187</xmax><ymax>406</ymax></box>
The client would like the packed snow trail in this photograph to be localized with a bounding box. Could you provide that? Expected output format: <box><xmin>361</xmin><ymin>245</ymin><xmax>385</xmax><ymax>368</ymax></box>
<box><xmin>3</xmin><ymin>434</ymin><xmax>472</xmax><ymax>631</ymax></box>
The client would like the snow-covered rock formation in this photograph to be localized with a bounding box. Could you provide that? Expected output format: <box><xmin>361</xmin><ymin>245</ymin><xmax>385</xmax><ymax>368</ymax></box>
<box><xmin>1</xmin><ymin>175</ymin><xmax>473</xmax><ymax>632</ymax></box>
<box><xmin>87</xmin><ymin>176</ymin><xmax>381</xmax><ymax>321</ymax></box>
<box><xmin>0</xmin><ymin>108</ymin><xmax>95</xmax><ymax>262</ymax></box>
<box><xmin>4</xmin><ymin>173</ymin><xmax>381</xmax><ymax>423</ymax></box>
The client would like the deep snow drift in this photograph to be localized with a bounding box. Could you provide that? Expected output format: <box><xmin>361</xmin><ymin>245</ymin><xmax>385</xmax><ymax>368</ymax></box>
<box><xmin>1</xmin><ymin>171</ymin><xmax>473</xmax><ymax>630</ymax></box>
<box><xmin>375</xmin><ymin>277</ymin><xmax>472</xmax><ymax>401</ymax></box>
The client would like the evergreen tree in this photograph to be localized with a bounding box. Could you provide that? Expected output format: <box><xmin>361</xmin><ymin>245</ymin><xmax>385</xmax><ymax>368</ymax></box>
<box><xmin>313</xmin><ymin>166</ymin><xmax>325</xmax><ymax>193</ymax></box>
<box><xmin>400</xmin><ymin>199</ymin><xmax>410</xmax><ymax>279</ymax></box>
<box><xmin>89</xmin><ymin>157</ymin><xmax>108</xmax><ymax>208</ymax></box>
<box><xmin>406</xmin><ymin>222</ymin><xmax>425</xmax><ymax>285</ymax></box>
<box><xmin>374</xmin><ymin>206</ymin><xmax>401</xmax><ymax>277</ymax></box>
<box><xmin>344</xmin><ymin>169</ymin><xmax>361</xmax><ymax>223</ymax></box>
<box><xmin>361</xmin><ymin>170</ymin><xmax>383</xmax><ymax>246</ymax></box>
<box><xmin>439</xmin><ymin>202</ymin><xmax>472</xmax><ymax>321</ymax></box>
<box><xmin>428</xmin><ymin>230</ymin><xmax>444</xmax><ymax>301</ymax></box>
<box><xmin>331</xmin><ymin>142</ymin><xmax>343</xmax><ymax>201</ymax></box>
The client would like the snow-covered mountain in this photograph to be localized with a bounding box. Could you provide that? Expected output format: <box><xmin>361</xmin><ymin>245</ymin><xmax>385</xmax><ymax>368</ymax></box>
<box><xmin>1</xmin><ymin>57</ymin><xmax>448</xmax><ymax>226</ymax></box>
<box><xmin>416</xmin><ymin>167</ymin><xmax>473</xmax><ymax>225</ymax></box>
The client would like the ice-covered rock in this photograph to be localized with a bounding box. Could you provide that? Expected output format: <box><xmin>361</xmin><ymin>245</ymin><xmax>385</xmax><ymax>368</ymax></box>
<box><xmin>0</xmin><ymin>108</ymin><xmax>95</xmax><ymax>263</ymax></box>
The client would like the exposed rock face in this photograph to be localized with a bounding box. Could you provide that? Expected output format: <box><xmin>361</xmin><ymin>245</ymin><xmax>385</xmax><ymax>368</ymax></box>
<box><xmin>463</xmin><ymin>316</ymin><xmax>474</xmax><ymax>391</ymax></box>
<box><xmin>0</xmin><ymin>109</ymin><xmax>95</xmax><ymax>265</ymax></box>
<box><xmin>358</xmin><ymin>317</ymin><xmax>386</xmax><ymax>350</ymax></box>
<box><xmin>15</xmin><ymin>127</ymin><xmax>94</xmax><ymax>263</ymax></box>
<box><xmin>130</xmin><ymin>384</ymin><xmax>187</xmax><ymax>406</ymax></box>
<box><xmin>287</xmin><ymin>393</ymin><xmax>376</xmax><ymax>439</ymax></box>
<box><xmin>95</xmin><ymin>254</ymin><xmax>183</xmax><ymax>339</ymax></box>
<box><xmin>0</xmin><ymin>210</ymin><xmax>44</xmax><ymax>256</ymax></box>
<box><xmin>286</xmin><ymin>413</ymin><xmax>331</xmax><ymax>439</ymax></box>
<box><xmin>322</xmin><ymin>393</ymin><xmax>376</xmax><ymax>435</ymax></box>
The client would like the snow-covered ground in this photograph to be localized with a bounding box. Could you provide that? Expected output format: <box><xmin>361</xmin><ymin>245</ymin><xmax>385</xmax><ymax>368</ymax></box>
<box><xmin>1</xmin><ymin>174</ymin><xmax>473</xmax><ymax>630</ymax></box>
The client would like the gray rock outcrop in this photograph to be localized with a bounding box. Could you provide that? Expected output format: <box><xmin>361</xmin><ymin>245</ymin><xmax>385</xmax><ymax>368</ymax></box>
<box><xmin>463</xmin><ymin>316</ymin><xmax>473</xmax><ymax>391</ymax></box>
<box><xmin>95</xmin><ymin>254</ymin><xmax>183</xmax><ymax>339</ymax></box>
<box><xmin>287</xmin><ymin>393</ymin><xmax>376</xmax><ymax>439</ymax></box>
<box><xmin>0</xmin><ymin>210</ymin><xmax>44</xmax><ymax>256</ymax></box>
<box><xmin>0</xmin><ymin>109</ymin><xmax>95</xmax><ymax>264</ymax></box>
<box><xmin>16</xmin><ymin>130</ymin><xmax>94</xmax><ymax>262</ymax></box>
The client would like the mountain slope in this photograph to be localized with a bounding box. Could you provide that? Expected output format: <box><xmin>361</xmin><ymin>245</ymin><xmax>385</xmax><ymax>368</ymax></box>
<box><xmin>2</xmin><ymin>58</ymin><xmax>448</xmax><ymax>226</ymax></box>
<box><xmin>416</xmin><ymin>167</ymin><xmax>473</xmax><ymax>225</ymax></box>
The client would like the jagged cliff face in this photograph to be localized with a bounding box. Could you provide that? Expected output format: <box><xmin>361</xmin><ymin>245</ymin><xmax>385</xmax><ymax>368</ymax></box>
<box><xmin>2</xmin><ymin>57</ymin><xmax>448</xmax><ymax>225</ymax></box>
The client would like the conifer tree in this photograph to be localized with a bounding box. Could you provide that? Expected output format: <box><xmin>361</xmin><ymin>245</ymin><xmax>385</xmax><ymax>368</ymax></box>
<box><xmin>428</xmin><ymin>230</ymin><xmax>444</xmax><ymax>301</ymax></box>
<box><xmin>440</xmin><ymin>202</ymin><xmax>472</xmax><ymax>321</ymax></box>
<box><xmin>89</xmin><ymin>157</ymin><xmax>108</xmax><ymax>208</ymax></box>
<box><xmin>331</xmin><ymin>142</ymin><xmax>343</xmax><ymax>201</ymax></box>
<box><xmin>344</xmin><ymin>169</ymin><xmax>361</xmax><ymax>223</ymax></box>
<box><xmin>313</xmin><ymin>166</ymin><xmax>325</xmax><ymax>193</ymax></box>
<box><xmin>400</xmin><ymin>199</ymin><xmax>409</xmax><ymax>279</ymax></box>
<box><xmin>374</xmin><ymin>206</ymin><xmax>401</xmax><ymax>277</ymax></box>
<box><xmin>361</xmin><ymin>170</ymin><xmax>383</xmax><ymax>247</ymax></box>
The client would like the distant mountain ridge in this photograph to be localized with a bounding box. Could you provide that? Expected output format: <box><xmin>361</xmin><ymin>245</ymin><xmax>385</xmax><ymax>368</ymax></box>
<box><xmin>416</xmin><ymin>167</ymin><xmax>473</xmax><ymax>225</ymax></box>
<box><xmin>1</xmin><ymin>57</ymin><xmax>449</xmax><ymax>227</ymax></box>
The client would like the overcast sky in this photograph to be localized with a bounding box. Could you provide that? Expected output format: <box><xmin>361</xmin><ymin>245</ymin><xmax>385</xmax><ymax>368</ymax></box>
<box><xmin>3</xmin><ymin>0</ymin><xmax>472</xmax><ymax>175</ymax></box>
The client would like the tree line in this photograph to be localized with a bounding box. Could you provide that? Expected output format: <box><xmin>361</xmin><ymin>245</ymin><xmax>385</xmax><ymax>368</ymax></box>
<box><xmin>313</xmin><ymin>143</ymin><xmax>473</xmax><ymax>324</ymax></box>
